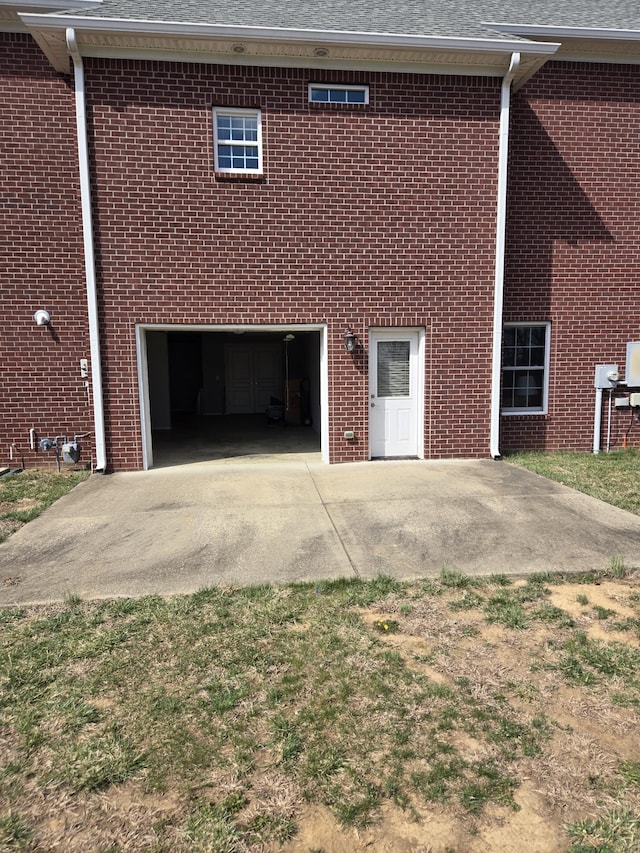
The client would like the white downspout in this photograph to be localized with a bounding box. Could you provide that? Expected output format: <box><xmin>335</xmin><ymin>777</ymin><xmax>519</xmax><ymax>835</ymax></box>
<box><xmin>66</xmin><ymin>28</ymin><xmax>107</xmax><ymax>471</ymax></box>
<box><xmin>490</xmin><ymin>52</ymin><xmax>520</xmax><ymax>460</ymax></box>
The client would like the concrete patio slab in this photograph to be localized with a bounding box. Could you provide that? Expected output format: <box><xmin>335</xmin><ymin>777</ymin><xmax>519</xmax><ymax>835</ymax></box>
<box><xmin>1</xmin><ymin>459</ymin><xmax>639</xmax><ymax>605</ymax></box>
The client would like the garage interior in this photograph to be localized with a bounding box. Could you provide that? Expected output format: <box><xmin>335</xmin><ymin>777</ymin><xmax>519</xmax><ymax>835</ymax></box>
<box><xmin>145</xmin><ymin>329</ymin><xmax>322</xmax><ymax>466</ymax></box>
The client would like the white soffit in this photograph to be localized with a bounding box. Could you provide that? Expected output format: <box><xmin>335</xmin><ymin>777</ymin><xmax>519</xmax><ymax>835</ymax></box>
<box><xmin>20</xmin><ymin>13</ymin><xmax>559</xmax><ymax>78</ymax></box>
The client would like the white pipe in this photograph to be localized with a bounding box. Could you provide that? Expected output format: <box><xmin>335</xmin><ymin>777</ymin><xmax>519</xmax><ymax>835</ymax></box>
<box><xmin>593</xmin><ymin>387</ymin><xmax>603</xmax><ymax>454</ymax></box>
<box><xmin>489</xmin><ymin>52</ymin><xmax>520</xmax><ymax>460</ymax></box>
<box><xmin>66</xmin><ymin>28</ymin><xmax>107</xmax><ymax>472</ymax></box>
<box><xmin>606</xmin><ymin>387</ymin><xmax>613</xmax><ymax>452</ymax></box>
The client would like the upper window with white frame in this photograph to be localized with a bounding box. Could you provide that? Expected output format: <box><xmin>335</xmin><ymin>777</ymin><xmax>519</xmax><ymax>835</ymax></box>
<box><xmin>308</xmin><ymin>84</ymin><xmax>369</xmax><ymax>105</ymax></box>
<box><xmin>501</xmin><ymin>323</ymin><xmax>550</xmax><ymax>414</ymax></box>
<box><xmin>213</xmin><ymin>108</ymin><xmax>262</xmax><ymax>175</ymax></box>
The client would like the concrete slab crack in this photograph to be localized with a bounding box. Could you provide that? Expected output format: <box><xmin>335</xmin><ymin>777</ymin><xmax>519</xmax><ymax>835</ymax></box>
<box><xmin>305</xmin><ymin>463</ymin><xmax>360</xmax><ymax>578</ymax></box>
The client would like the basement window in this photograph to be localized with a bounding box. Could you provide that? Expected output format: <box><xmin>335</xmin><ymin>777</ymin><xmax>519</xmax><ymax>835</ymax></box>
<box><xmin>213</xmin><ymin>108</ymin><xmax>262</xmax><ymax>175</ymax></box>
<box><xmin>308</xmin><ymin>84</ymin><xmax>369</xmax><ymax>104</ymax></box>
<box><xmin>501</xmin><ymin>323</ymin><xmax>550</xmax><ymax>414</ymax></box>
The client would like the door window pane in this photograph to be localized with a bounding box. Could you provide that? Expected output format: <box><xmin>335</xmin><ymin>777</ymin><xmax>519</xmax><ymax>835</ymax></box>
<box><xmin>378</xmin><ymin>341</ymin><xmax>410</xmax><ymax>397</ymax></box>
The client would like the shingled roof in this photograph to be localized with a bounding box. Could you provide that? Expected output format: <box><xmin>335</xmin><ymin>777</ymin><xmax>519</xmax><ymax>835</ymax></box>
<box><xmin>34</xmin><ymin>0</ymin><xmax>640</xmax><ymax>39</ymax></box>
<box><xmin>6</xmin><ymin>0</ymin><xmax>640</xmax><ymax>81</ymax></box>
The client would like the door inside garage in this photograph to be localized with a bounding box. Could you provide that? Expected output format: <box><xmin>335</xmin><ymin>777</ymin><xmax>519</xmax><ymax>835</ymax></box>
<box><xmin>140</xmin><ymin>327</ymin><xmax>325</xmax><ymax>467</ymax></box>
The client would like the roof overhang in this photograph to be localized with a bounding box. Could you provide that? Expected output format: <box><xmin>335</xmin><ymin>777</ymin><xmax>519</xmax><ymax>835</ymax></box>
<box><xmin>0</xmin><ymin>0</ymin><xmax>101</xmax><ymax>32</ymax></box>
<box><xmin>485</xmin><ymin>22</ymin><xmax>640</xmax><ymax>65</ymax></box>
<box><xmin>18</xmin><ymin>12</ymin><xmax>559</xmax><ymax>82</ymax></box>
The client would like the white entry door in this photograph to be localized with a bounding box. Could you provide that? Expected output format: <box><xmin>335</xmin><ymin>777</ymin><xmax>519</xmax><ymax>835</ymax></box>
<box><xmin>225</xmin><ymin>344</ymin><xmax>281</xmax><ymax>413</ymax></box>
<box><xmin>369</xmin><ymin>329</ymin><xmax>421</xmax><ymax>458</ymax></box>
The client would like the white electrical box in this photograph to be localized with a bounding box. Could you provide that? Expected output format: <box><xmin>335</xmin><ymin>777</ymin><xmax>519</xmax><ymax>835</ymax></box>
<box><xmin>626</xmin><ymin>342</ymin><xmax>640</xmax><ymax>387</ymax></box>
<box><xmin>594</xmin><ymin>364</ymin><xmax>619</xmax><ymax>389</ymax></box>
<box><xmin>630</xmin><ymin>393</ymin><xmax>640</xmax><ymax>408</ymax></box>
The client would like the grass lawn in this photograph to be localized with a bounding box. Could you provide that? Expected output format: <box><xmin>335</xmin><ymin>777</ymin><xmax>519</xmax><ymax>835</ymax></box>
<box><xmin>505</xmin><ymin>448</ymin><xmax>640</xmax><ymax>515</ymax></box>
<box><xmin>1</xmin><ymin>571</ymin><xmax>639</xmax><ymax>852</ymax></box>
<box><xmin>0</xmin><ymin>469</ymin><xmax>89</xmax><ymax>544</ymax></box>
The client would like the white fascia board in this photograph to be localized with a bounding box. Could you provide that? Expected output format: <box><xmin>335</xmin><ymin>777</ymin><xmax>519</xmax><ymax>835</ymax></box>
<box><xmin>20</xmin><ymin>12</ymin><xmax>560</xmax><ymax>56</ymax></box>
<box><xmin>485</xmin><ymin>22</ymin><xmax>640</xmax><ymax>42</ymax></box>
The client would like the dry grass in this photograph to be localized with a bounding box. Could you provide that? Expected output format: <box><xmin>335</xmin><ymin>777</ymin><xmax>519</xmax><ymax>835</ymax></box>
<box><xmin>0</xmin><ymin>571</ymin><xmax>639</xmax><ymax>852</ymax></box>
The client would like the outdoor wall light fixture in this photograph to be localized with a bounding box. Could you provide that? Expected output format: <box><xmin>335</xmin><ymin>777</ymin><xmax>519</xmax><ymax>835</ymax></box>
<box><xmin>344</xmin><ymin>328</ymin><xmax>357</xmax><ymax>352</ymax></box>
<box><xmin>33</xmin><ymin>310</ymin><xmax>51</xmax><ymax>326</ymax></box>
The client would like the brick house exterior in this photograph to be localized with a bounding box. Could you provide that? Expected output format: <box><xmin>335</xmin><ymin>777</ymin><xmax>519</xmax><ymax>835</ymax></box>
<box><xmin>2</xmin><ymin>2</ymin><xmax>640</xmax><ymax>471</ymax></box>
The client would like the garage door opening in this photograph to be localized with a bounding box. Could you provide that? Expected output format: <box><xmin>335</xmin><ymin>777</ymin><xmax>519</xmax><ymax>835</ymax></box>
<box><xmin>137</xmin><ymin>325</ymin><xmax>327</xmax><ymax>468</ymax></box>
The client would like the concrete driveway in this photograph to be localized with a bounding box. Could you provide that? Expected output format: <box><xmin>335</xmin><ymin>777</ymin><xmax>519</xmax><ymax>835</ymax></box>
<box><xmin>1</xmin><ymin>458</ymin><xmax>640</xmax><ymax>605</ymax></box>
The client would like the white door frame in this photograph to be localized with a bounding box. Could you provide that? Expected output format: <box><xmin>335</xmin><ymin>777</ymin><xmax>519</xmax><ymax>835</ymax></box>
<box><xmin>368</xmin><ymin>327</ymin><xmax>425</xmax><ymax>460</ymax></box>
<box><xmin>136</xmin><ymin>323</ymin><xmax>329</xmax><ymax>469</ymax></box>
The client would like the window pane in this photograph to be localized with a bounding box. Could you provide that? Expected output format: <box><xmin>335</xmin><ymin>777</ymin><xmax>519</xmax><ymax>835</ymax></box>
<box><xmin>530</xmin><ymin>327</ymin><xmax>545</xmax><ymax>348</ymax></box>
<box><xmin>217</xmin><ymin>145</ymin><xmax>232</xmax><ymax>169</ymax></box>
<box><xmin>348</xmin><ymin>89</ymin><xmax>366</xmax><ymax>103</ymax></box>
<box><xmin>502</xmin><ymin>369</ymin><xmax>543</xmax><ymax>409</ymax></box>
<box><xmin>377</xmin><ymin>341</ymin><xmax>410</xmax><ymax>398</ymax></box>
<box><xmin>501</xmin><ymin>371</ymin><xmax>515</xmax><ymax>408</ymax></box>
<box><xmin>503</xmin><ymin>327</ymin><xmax>515</xmax><ymax>348</ymax></box>
<box><xmin>217</xmin><ymin>116</ymin><xmax>232</xmax><ymax>139</ymax></box>
<box><xmin>530</xmin><ymin>346</ymin><xmax>545</xmax><ymax>366</ymax></box>
<box><xmin>311</xmin><ymin>88</ymin><xmax>329</xmax><ymax>102</ymax></box>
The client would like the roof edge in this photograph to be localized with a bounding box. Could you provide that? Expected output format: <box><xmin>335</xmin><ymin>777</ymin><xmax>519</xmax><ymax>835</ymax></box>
<box><xmin>485</xmin><ymin>22</ymin><xmax>640</xmax><ymax>42</ymax></box>
<box><xmin>19</xmin><ymin>12</ymin><xmax>561</xmax><ymax>55</ymax></box>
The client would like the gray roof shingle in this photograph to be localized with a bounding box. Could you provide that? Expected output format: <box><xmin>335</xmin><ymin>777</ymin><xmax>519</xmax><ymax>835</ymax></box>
<box><xmin>51</xmin><ymin>1</ymin><xmax>640</xmax><ymax>40</ymax></box>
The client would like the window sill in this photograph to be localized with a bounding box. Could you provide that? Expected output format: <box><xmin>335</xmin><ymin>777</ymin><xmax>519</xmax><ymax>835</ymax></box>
<box><xmin>214</xmin><ymin>172</ymin><xmax>264</xmax><ymax>183</ymax></box>
<box><xmin>501</xmin><ymin>410</ymin><xmax>548</xmax><ymax>417</ymax></box>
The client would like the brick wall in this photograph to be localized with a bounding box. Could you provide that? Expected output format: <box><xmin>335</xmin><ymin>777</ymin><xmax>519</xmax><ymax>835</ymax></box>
<box><xmin>11</xmin><ymin>45</ymin><xmax>638</xmax><ymax>469</ymax></box>
<box><xmin>84</xmin><ymin>60</ymin><xmax>501</xmax><ymax>467</ymax></box>
<box><xmin>0</xmin><ymin>33</ymin><xmax>94</xmax><ymax>471</ymax></box>
<box><xmin>503</xmin><ymin>61</ymin><xmax>640</xmax><ymax>454</ymax></box>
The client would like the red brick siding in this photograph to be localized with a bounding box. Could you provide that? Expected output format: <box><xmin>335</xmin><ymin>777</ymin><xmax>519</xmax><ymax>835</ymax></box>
<box><xmin>503</xmin><ymin>61</ymin><xmax>640</xmax><ymax>453</ymax></box>
<box><xmin>85</xmin><ymin>60</ymin><xmax>501</xmax><ymax>467</ymax></box>
<box><xmin>0</xmin><ymin>33</ymin><xmax>93</xmax><ymax>470</ymax></box>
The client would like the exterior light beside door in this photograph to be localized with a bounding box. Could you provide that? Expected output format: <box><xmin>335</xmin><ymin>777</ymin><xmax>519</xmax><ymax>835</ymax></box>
<box><xmin>344</xmin><ymin>328</ymin><xmax>357</xmax><ymax>352</ymax></box>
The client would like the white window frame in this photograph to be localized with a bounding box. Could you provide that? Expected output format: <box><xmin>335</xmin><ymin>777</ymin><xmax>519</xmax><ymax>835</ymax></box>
<box><xmin>308</xmin><ymin>84</ymin><xmax>369</xmax><ymax>105</ymax></box>
<box><xmin>501</xmin><ymin>322</ymin><xmax>550</xmax><ymax>415</ymax></box>
<box><xmin>213</xmin><ymin>107</ymin><xmax>263</xmax><ymax>175</ymax></box>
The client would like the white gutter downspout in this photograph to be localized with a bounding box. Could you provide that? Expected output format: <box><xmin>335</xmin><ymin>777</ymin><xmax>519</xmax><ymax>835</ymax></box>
<box><xmin>66</xmin><ymin>28</ymin><xmax>107</xmax><ymax>471</ymax></box>
<box><xmin>489</xmin><ymin>51</ymin><xmax>520</xmax><ymax>459</ymax></box>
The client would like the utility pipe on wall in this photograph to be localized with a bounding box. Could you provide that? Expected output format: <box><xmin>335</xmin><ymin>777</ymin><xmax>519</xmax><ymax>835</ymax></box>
<box><xmin>593</xmin><ymin>387</ymin><xmax>603</xmax><ymax>454</ymax></box>
<box><xmin>66</xmin><ymin>28</ymin><xmax>107</xmax><ymax>471</ymax></box>
<box><xmin>489</xmin><ymin>52</ymin><xmax>520</xmax><ymax>460</ymax></box>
